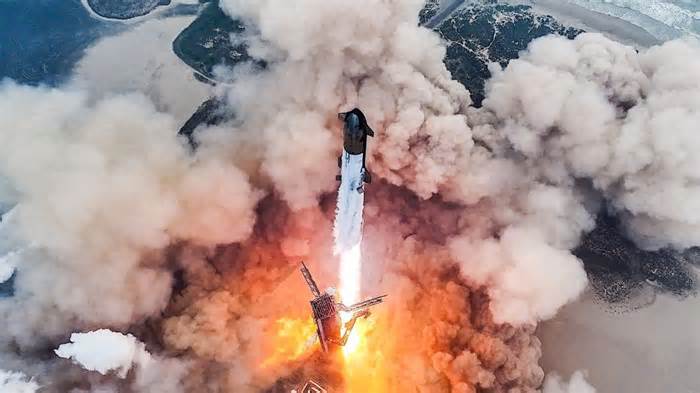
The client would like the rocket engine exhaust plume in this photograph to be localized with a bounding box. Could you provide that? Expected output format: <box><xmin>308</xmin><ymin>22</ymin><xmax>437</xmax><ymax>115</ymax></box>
<box><xmin>334</xmin><ymin>110</ymin><xmax>371</xmax><ymax>349</ymax></box>
<box><xmin>334</xmin><ymin>150</ymin><xmax>366</xmax><ymax>307</ymax></box>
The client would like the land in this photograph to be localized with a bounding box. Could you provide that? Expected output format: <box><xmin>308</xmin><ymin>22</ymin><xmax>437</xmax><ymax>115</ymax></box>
<box><xmin>179</xmin><ymin>97</ymin><xmax>231</xmax><ymax>147</ymax></box>
<box><xmin>524</xmin><ymin>0</ymin><xmax>660</xmax><ymax>47</ymax></box>
<box><xmin>419</xmin><ymin>0</ymin><xmax>441</xmax><ymax>25</ymax></box>
<box><xmin>435</xmin><ymin>1</ymin><xmax>581</xmax><ymax>106</ymax></box>
<box><xmin>172</xmin><ymin>0</ymin><xmax>253</xmax><ymax>81</ymax></box>
<box><xmin>86</xmin><ymin>0</ymin><xmax>172</xmax><ymax>20</ymax></box>
<box><xmin>576</xmin><ymin>213</ymin><xmax>697</xmax><ymax>306</ymax></box>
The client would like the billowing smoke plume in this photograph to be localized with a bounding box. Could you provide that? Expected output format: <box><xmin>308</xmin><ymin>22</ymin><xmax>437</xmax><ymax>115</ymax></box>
<box><xmin>0</xmin><ymin>370</ymin><xmax>39</xmax><ymax>393</ymax></box>
<box><xmin>0</xmin><ymin>81</ymin><xmax>260</xmax><ymax>347</ymax></box>
<box><xmin>543</xmin><ymin>371</ymin><xmax>596</xmax><ymax>393</ymax></box>
<box><xmin>55</xmin><ymin>330</ymin><xmax>152</xmax><ymax>377</ymax></box>
<box><xmin>1</xmin><ymin>0</ymin><xmax>699</xmax><ymax>392</ymax></box>
<box><xmin>482</xmin><ymin>34</ymin><xmax>700</xmax><ymax>251</ymax></box>
<box><xmin>55</xmin><ymin>329</ymin><xmax>189</xmax><ymax>393</ymax></box>
<box><xmin>70</xmin><ymin>17</ymin><xmax>210</xmax><ymax>123</ymax></box>
<box><xmin>214</xmin><ymin>0</ymin><xmax>470</xmax><ymax>209</ymax></box>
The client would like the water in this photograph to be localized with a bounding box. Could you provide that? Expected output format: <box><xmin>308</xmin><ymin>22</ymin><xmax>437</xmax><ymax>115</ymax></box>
<box><xmin>0</xmin><ymin>0</ymin><xmax>116</xmax><ymax>85</ymax></box>
<box><xmin>566</xmin><ymin>0</ymin><xmax>700</xmax><ymax>39</ymax></box>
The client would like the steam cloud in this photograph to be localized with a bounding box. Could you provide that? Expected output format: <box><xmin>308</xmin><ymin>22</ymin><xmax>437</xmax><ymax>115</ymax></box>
<box><xmin>0</xmin><ymin>370</ymin><xmax>39</xmax><ymax>393</ymax></box>
<box><xmin>55</xmin><ymin>329</ymin><xmax>190</xmax><ymax>393</ymax></box>
<box><xmin>0</xmin><ymin>0</ymin><xmax>699</xmax><ymax>392</ymax></box>
<box><xmin>55</xmin><ymin>330</ymin><xmax>151</xmax><ymax>377</ymax></box>
<box><xmin>543</xmin><ymin>371</ymin><xmax>596</xmax><ymax>393</ymax></box>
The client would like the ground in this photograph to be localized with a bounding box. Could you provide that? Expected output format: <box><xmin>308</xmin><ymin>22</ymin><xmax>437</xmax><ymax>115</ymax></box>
<box><xmin>435</xmin><ymin>1</ymin><xmax>581</xmax><ymax>106</ymax></box>
<box><xmin>172</xmin><ymin>0</ymin><xmax>253</xmax><ymax>81</ymax></box>
<box><xmin>576</xmin><ymin>213</ymin><xmax>697</xmax><ymax>308</ymax></box>
<box><xmin>87</xmin><ymin>0</ymin><xmax>172</xmax><ymax>20</ymax></box>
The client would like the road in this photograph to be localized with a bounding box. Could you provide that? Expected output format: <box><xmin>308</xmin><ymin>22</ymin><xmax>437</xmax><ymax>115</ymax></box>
<box><xmin>423</xmin><ymin>0</ymin><xmax>465</xmax><ymax>29</ymax></box>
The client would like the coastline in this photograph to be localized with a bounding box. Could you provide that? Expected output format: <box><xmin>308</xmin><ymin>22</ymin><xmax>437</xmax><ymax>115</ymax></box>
<box><xmin>80</xmin><ymin>0</ymin><xmax>198</xmax><ymax>24</ymax></box>
<box><xmin>514</xmin><ymin>0</ymin><xmax>661</xmax><ymax>47</ymax></box>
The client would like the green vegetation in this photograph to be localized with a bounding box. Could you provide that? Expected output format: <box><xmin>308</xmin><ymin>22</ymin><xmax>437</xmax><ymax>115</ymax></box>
<box><xmin>437</xmin><ymin>1</ymin><xmax>581</xmax><ymax>106</ymax></box>
<box><xmin>419</xmin><ymin>0</ymin><xmax>440</xmax><ymax>25</ymax></box>
<box><xmin>575</xmin><ymin>213</ymin><xmax>697</xmax><ymax>304</ymax></box>
<box><xmin>172</xmin><ymin>0</ymin><xmax>251</xmax><ymax>80</ymax></box>
<box><xmin>87</xmin><ymin>0</ymin><xmax>170</xmax><ymax>19</ymax></box>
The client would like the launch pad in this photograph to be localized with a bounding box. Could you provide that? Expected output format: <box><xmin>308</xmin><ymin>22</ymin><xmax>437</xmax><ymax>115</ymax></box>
<box><xmin>300</xmin><ymin>262</ymin><xmax>386</xmax><ymax>353</ymax></box>
<box><xmin>291</xmin><ymin>380</ymin><xmax>328</xmax><ymax>393</ymax></box>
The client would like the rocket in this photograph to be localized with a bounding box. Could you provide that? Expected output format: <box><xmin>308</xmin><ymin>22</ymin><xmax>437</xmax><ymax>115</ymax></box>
<box><xmin>336</xmin><ymin>108</ymin><xmax>374</xmax><ymax>193</ymax></box>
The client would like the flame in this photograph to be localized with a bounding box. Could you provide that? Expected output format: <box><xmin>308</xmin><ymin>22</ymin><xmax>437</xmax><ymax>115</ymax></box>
<box><xmin>262</xmin><ymin>317</ymin><xmax>317</xmax><ymax>368</ymax></box>
<box><xmin>341</xmin><ymin>313</ymin><xmax>361</xmax><ymax>356</ymax></box>
<box><xmin>341</xmin><ymin>316</ymin><xmax>390</xmax><ymax>392</ymax></box>
<box><xmin>339</xmin><ymin>242</ymin><xmax>362</xmax><ymax>358</ymax></box>
<box><xmin>337</xmin><ymin>242</ymin><xmax>390</xmax><ymax>392</ymax></box>
<box><xmin>339</xmin><ymin>242</ymin><xmax>362</xmax><ymax>307</ymax></box>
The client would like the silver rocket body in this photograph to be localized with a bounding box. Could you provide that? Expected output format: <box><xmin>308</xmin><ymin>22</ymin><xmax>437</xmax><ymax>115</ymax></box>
<box><xmin>336</xmin><ymin>108</ymin><xmax>374</xmax><ymax>193</ymax></box>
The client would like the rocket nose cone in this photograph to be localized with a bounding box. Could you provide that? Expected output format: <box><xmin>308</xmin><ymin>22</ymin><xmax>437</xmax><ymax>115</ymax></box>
<box><xmin>346</xmin><ymin>113</ymin><xmax>360</xmax><ymax>129</ymax></box>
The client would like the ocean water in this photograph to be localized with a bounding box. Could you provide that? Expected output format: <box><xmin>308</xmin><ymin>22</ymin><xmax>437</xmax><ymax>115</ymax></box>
<box><xmin>567</xmin><ymin>0</ymin><xmax>700</xmax><ymax>39</ymax></box>
<box><xmin>0</xmin><ymin>0</ymin><xmax>116</xmax><ymax>85</ymax></box>
<box><xmin>0</xmin><ymin>0</ymin><xmax>196</xmax><ymax>86</ymax></box>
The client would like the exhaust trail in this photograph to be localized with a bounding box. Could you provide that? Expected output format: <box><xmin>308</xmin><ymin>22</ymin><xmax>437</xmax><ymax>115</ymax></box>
<box><xmin>333</xmin><ymin>109</ymin><xmax>374</xmax><ymax>309</ymax></box>
<box><xmin>333</xmin><ymin>151</ymin><xmax>365</xmax><ymax>305</ymax></box>
<box><xmin>333</xmin><ymin>151</ymin><xmax>365</xmax><ymax>254</ymax></box>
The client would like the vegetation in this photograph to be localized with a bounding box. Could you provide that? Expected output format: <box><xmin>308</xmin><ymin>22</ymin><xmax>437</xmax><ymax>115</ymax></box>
<box><xmin>172</xmin><ymin>0</ymin><xmax>252</xmax><ymax>80</ymax></box>
<box><xmin>87</xmin><ymin>0</ymin><xmax>171</xmax><ymax>20</ymax></box>
<box><xmin>437</xmin><ymin>1</ymin><xmax>581</xmax><ymax>106</ymax></box>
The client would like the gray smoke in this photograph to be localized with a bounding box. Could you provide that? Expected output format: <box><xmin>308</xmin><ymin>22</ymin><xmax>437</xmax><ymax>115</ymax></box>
<box><xmin>0</xmin><ymin>369</ymin><xmax>39</xmax><ymax>393</ymax></box>
<box><xmin>482</xmin><ymin>34</ymin><xmax>700</xmax><ymax>251</ymax></box>
<box><xmin>0</xmin><ymin>80</ymin><xmax>260</xmax><ymax>349</ymax></box>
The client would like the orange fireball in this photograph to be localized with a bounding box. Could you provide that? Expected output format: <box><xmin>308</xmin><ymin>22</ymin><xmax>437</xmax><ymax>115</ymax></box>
<box><xmin>263</xmin><ymin>317</ymin><xmax>318</xmax><ymax>367</ymax></box>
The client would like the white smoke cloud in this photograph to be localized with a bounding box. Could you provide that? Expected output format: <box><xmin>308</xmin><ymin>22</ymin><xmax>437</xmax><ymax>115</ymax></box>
<box><xmin>215</xmin><ymin>0</ymin><xmax>471</xmax><ymax>209</ymax></box>
<box><xmin>55</xmin><ymin>330</ymin><xmax>148</xmax><ymax>377</ymax></box>
<box><xmin>55</xmin><ymin>329</ymin><xmax>189</xmax><ymax>393</ymax></box>
<box><xmin>483</xmin><ymin>33</ymin><xmax>700</xmax><ymax>251</ymax></box>
<box><xmin>0</xmin><ymin>81</ymin><xmax>260</xmax><ymax>344</ymax></box>
<box><xmin>543</xmin><ymin>371</ymin><xmax>596</xmax><ymax>393</ymax></box>
<box><xmin>443</xmin><ymin>33</ymin><xmax>700</xmax><ymax>324</ymax></box>
<box><xmin>71</xmin><ymin>17</ymin><xmax>211</xmax><ymax>123</ymax></box>
<box><xmin>450</xmin><ymin>225</ymin><xmax>589</xmax><ymax>324</ymax></box>
<box><xmin>0</xmin><ymin>370</ymin><xmax>39</xmax><ymax>393</ymax></box>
